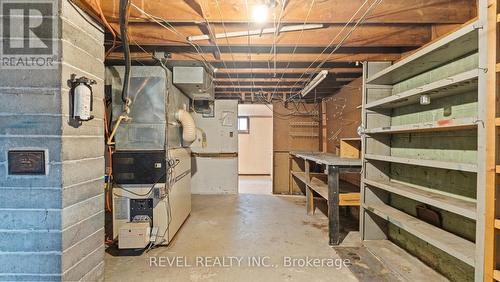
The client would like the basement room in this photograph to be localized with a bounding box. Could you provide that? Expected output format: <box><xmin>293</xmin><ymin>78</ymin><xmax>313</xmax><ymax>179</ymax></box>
<box><xmin>0</xmin><ymin>0</ymin><xmax>498</xmax><ymax>281</ymax></box>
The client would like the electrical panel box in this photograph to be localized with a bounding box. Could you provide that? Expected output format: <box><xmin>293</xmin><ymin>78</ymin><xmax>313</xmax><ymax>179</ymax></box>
<box><xmin>173</xmin><ymin>66</ymin><xmax>214</xmax><ymax>100</ymax></box>
<box><xmin>118</xmin><ymin>222</ymin><xmax>151</xmax><ymax>249</ymax></box>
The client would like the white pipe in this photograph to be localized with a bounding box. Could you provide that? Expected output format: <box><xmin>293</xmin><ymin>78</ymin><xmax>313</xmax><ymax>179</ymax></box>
<box><xmin>187</xmin><ymin>24</ymin><xmax>325</xmax><ymax>41</ymax></box>
<box><xmin>176</xmin><ymin>109</ymin><xmax>196</xmax><ymax>143</ymax></box>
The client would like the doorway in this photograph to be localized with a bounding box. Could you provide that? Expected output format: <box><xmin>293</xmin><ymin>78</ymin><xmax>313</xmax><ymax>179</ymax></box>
<box><xmin>237</xmin><ymin>104</ymin><xmax>273</xmax><ymax>195</ymax></box>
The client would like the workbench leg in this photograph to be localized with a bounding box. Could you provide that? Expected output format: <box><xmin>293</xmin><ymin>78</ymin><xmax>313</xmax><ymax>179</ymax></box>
<box><xmin>328</xmin><ymin>165</ymin><xmax>340</xmax><ymax>245</ymax></box>
<box><xmin>305</xmin><ymin>161</ymin><xmax>314</xmax><ymax>214</ymax></box>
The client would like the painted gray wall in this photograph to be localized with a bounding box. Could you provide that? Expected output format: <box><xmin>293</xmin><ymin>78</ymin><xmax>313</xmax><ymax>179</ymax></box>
<box><xmin>0</xmin><ymin>0</ymin><xmax>105</xmax><ymax>280</ymax></box>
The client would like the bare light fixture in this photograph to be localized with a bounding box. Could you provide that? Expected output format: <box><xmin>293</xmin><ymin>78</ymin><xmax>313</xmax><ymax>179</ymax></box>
<box><xmin>300</xmin><ymin>70</ymin><xmax>329</xmax><ymax>97</ymax></box>
<box><xmin>252</xmin><ymin>4</ymin><xmax>269</xmax><ymax>24</ymax></box>
<box><xmin>420</xmin><ymin>94</ymin><xmax>431</xmax><ymax>105</ymax></box>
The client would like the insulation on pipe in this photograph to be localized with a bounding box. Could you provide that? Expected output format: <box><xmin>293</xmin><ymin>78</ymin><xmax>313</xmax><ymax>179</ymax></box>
<box><xmin>176</xmin><ymin>109</ymin><xmax>196</xmax><ymax>143</ymax></box>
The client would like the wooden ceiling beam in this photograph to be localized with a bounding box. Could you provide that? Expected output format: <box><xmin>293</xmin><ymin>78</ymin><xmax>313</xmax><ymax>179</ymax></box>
<box><xmin>89</xmin><ymin>0</ymin><xmax>475</xmax><ymax>24</ymax></box>
<box><xmin>215</xmin><ymin>85</ymin><xmax>347</xmax><ymax>90</ymax></box>
<box><xmin>216</xmin><ymin>78</ymin><xmax>355</xmax><ymax>86</ymax></box>
<box><xmin>215</xmin><ymin>91</ymin><xmax>339</xmax><ymax>95</ymax></box>
<box><xmin>111</xmin><ymin>44</ymin><xmax>409</xmax><ymax>54</ymax></box>
<box><xmin>215</xmin><ymin>78</ymin><xmax>308</xmax><ymax>83</ymax></box>
<box><xmin>194</xmin><ymin>61</ymin><xmax>359</xmax><ymax>68</ymax></box>
<box><xmin>214</xmin><ymin>72</ymin><xmax>360</xmax><ymax>78</ymax></box>
<box><xmin>169</xmin><ymin>52</ymin><xmax>401</xmax><ymax>62</ymax></box>
<box><xmin>215</xmin><ymin>77</ymin><xmax>354</xmax><ymax>83</ymax></box>
<box><xmin>216</xmin><ymin>85</ymin><xmax>307</xmax><ymax>89</ymax></box>
<box><xmin>108</xmin><ymin>22</ymin><xmax>432</xmax><ymax>47</ymax></box>
<box><xmin>216</xmin><ymin>68</ymin><xmax>362</xmax><ymax>74</ymax></box>
<box><xmin>106</xmin><ymin>51</ymin><xmax>401</xmax><ymax>63</ymax></box>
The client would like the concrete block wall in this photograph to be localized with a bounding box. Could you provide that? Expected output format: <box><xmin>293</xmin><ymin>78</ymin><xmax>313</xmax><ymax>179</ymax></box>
<box><xmin>59</xmin><ymin>1</ymin><xmax>105</xmax><ymax>280</ymax></box>
<box><xmin>0</xmin><ymin>0</ymin><xmax>105</xmax><ymax>280</ymax></box>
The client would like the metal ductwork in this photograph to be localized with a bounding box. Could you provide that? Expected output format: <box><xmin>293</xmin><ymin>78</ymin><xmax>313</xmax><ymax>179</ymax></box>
<box><xmin>173</xmin><ymin>66</ymin><xmax>215</xmax><ymax>100</ymax></box>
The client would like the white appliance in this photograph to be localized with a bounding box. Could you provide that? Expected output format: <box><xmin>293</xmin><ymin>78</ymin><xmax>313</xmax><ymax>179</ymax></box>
<box><xmin>118</xmin><ymin>222</ymin><xmax>151</xmax><ymax>249</ymax></box>
<box><xmin>190</xmin><ymin>100</ymin><xmax>239</xmax><ymax>194</ymax></box>
<box><xmin>107</xmin><ymin>66</ymin><xmax>192</xmax><ymax>248</ymax></box>
<box><xmin>112</xmin><ymin>148</ymin><xmax>192</xmax><ymax>246</ymax></box>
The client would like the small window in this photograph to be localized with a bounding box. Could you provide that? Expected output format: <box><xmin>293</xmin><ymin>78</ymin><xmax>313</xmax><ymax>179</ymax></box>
<box><xmin>238</xmin><ymin>116</ymin><xmax>249</xmax><ymax>134</ymax></box>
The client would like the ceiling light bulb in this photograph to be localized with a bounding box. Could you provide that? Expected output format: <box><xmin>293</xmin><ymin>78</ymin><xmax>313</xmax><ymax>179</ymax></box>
<box><xmin>252</xmin><ymin>4</ymin><xmax>268</xmax><ymax>24</ymax></box>
<box><xmin>420</xmin><ymin>94</ymin><xmax>431</xmax><ymax>105</ymax></box>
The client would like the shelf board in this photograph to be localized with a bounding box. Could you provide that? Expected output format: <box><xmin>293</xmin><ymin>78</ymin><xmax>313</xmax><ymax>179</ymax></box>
<box><xmin>363</xmin><ymin>203</ymin><xmax>475</xmax><ymax>267</ymax></box>
<box><xmin>292</xmin><ymin>171</ymin><xmax>360</xmax><ymax>205</ymax></box>
<box><xmin>365</xmin><ymin>69</ymin><xmax>478</xmax><ymax>109</ymax></box>
<box><xmin>364</xmin><ymin>178</ymin><xmax>476</xmax><ymax>220</ymax></box>
<box><xmin>290</xmin><ymin>151</ymin><xmax>362</xmax><ymax>166</ymax></box>
<box><xmin>364</xmin><ymin>154</ymin><xmax>478</xmax><ymax>173</ymax></box>
<box><xmin>292</xmin><ymin>171</ymin><xmax>329</xmax><ymax>199</ymax></box>
<box><xmin>495</xmin><ymin>219</ymin><xmax>500</xmax><ymax>230</ymax></box>
<box><xmin>367</xmin><ymin>21</ymin><xmax>479</xmax><ymax>85</ymax></box>
<box><xmin>494</xmin><ymin>270</ymin><xmax>500</xmax><ymax>282</ymax></box>
<box><xmin>365</xmin><ymin>117</ymin><xmax>478</xmax><ymax>134</ymax></box>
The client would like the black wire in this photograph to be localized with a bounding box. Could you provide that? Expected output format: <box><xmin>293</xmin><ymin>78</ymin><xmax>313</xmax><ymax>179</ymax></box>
<box><xmin>119</xmin><ymin>0</ymin><xmax>131</xmax><ymax>103</ymax></box>
<box><xmin>113</xmin><ymin>169</ymin><xmax>166</xmax><ymax>197</ymax></box>
<box><xmin>113</xmin><ymin>157</ymin><xmax>180</xmax><ymax>198</ymax></box>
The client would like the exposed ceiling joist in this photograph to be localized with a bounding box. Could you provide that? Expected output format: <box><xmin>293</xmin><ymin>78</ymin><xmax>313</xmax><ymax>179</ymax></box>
<box><xmin>106</xmin><ymin>50</ymin><xmax>402</xmax><ymax>63</ymax></box>
<box><xmin>215</xmin><ymin>78</ymin><xmax>307</xmax><ymax>83</ymax></box>
<box><xmin>109</xmin><ymin>22</ymin><xmax>433</xmax><ymax>47</ymax></box>
<box><xmin>72</xmin><ymin>0</ymin><xmax>476</xmax><ymax>101</ymax></box>
<box><xmin>214</xmin><ymin>72</ymin><xmax>360</xmax><ymax>79</ymax></box>
<box><xmin>216</xmin><ymin>68</ymin><xmax>362</xmax><ymax>74</ymax></box>
<box><xmin>93</xmin><ymin>0</ymin><xmax>475</xmax><ymax>24</ymax></box>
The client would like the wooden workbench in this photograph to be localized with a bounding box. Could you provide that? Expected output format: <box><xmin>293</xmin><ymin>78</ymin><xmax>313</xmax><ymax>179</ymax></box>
<box><xmin>290</xmin><ymin>151</ymin><xmax>362</xmax><ymax>245</ymax></box>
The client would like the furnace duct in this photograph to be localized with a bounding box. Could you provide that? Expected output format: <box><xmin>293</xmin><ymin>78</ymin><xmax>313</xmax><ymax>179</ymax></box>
<box><xmin>176</xmin><ymin>109</ymin><xmax>196</xmax><ymax>143</ymax></box>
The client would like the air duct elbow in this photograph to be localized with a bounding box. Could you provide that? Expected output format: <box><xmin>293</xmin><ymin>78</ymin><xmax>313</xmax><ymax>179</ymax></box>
<box><xmin>175</xmin><ymin>109</ymin><xmax>196</xmax><ymax>143</ymax></box>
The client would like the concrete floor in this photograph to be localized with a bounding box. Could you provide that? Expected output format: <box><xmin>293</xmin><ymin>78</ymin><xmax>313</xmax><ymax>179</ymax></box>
<box><xmin>238</xmin><ymin>175</ymin><xmax>272</xmax><ymax>195</ymax></box>
<box><xmin>105</xmin><ymin>194</ymin><xmax>445</xmax><ymax>282</ymax></box>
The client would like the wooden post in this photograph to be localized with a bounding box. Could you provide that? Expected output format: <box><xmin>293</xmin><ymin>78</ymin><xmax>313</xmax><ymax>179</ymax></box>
<box><xmin>288</xmin><ymin>154</ymin><xmax>293</xmax><ymax>195</ymax></box>
<box><xmin>322</xmin><ymin>99</ymin><xmax>327</xmax><ymax>153</ymax></box>
<box><xmin>305</xmin><ymin>160</ymin><xmax>314</xmax><ymax>214</ymax></box>
<box><xmin>328</xmin><ymin>165</ymin><xmax>340</xmax><ymax>245</ymax></box>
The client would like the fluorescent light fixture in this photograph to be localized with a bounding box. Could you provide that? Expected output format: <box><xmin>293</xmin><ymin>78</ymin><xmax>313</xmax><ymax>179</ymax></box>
<box><xmin>252</xmin><ymin>4</ymin><xmax>268</xmax><ymax>23</ymax></box>
<box><xmin>300</xmin><ymin>70</ymin><xmax>328</xmax><ymax>97</ymax></box>
<box><xmin>187</xmin><ymin>24</ymin><xmax>324</xmax><ymax>41</ymax></box>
